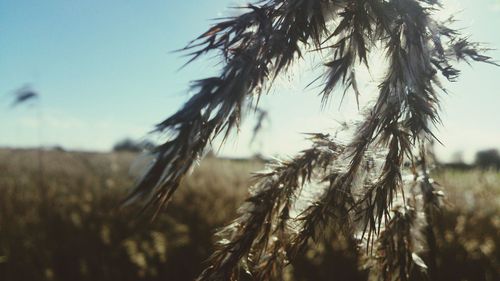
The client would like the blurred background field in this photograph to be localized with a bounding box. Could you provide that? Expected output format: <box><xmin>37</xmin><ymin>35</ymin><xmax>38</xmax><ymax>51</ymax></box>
<box><xmin>0</xmin><ymin>148</ymin><xmax>499</xmax><ymax>281</ymax></box>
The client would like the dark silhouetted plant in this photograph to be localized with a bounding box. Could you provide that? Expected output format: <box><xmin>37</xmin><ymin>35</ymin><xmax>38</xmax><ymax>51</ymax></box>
<box><xmin>125</xmin><ymin>1</ymin><xmax>497</xmax><ymax>280</ymax></box>
<box><xmin>10</xmin><ymin>85</ymin><xmax>38</xmax><ymax>108</ymax></box>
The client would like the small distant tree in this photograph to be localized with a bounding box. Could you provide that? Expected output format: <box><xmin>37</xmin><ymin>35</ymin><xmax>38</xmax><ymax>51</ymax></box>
<box><xmin>113</xmin><ymin>138</ymin><xmax>141</xmax><ymax>152</ymax></box>
<box><xmin>444</xmin><ymin>150</ymin><xmax>472</xmax><ymax>170</ymax></box>
<box><xmin>450</xmin><ymin>150</ymin><xmax>464</xmax><ymax>164</ymax></box>
<box><xmin>475</xmin><ymin>149</ymin><xmax>500</xmax><ymax>169</ymax></box>
<box><xmin>125</xmin><ymin>1</ymin><xmax>497</xmax><ymax>280</ymax></box>
<box><xmin>113</xmin><ymin>138</ymin><xmax>154</xmax><ymax>153</ymax></box>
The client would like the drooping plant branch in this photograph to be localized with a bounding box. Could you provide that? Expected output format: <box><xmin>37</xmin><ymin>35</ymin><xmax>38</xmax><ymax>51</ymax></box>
<box><xmin>124</xmin><ymin>0</ymin><xmax>333</xmax><ymax>214</ymax></box>
<box><xmin>126</xmin><ymin>0</ymin><xmax>497</xmax><ymax>280</ymax></box>
<box><xmin>198</xmin><ymin>133</ymin><xmax>344</xmax><ymax>280</ymax></box>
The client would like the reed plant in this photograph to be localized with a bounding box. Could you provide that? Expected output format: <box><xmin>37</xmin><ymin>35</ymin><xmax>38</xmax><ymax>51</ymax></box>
<box><xmin>125</xmin><ymin>1</ymin><xmax>497</xmax><ymax>280</ymax></box>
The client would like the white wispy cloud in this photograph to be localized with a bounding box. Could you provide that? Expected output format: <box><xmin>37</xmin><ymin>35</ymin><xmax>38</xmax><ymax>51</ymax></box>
<box><xmin>1</xmin><ymin>108</ymin><xmax>149</xmax><ymax>151</ymax></box>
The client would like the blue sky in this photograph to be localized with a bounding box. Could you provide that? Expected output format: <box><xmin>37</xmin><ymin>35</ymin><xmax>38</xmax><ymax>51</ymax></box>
<box><xmin>1</xmin><ymin>0</ymin><xmax>499</xmax><ymax>162</ymax></box>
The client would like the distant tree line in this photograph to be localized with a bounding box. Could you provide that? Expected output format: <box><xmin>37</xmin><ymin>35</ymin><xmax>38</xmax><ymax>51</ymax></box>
<box><xmin>444</xmin><ymin>148</ymin><xmax>500</xmax><ymax>170</ymax></box>
<box><xmin>111</xmin><ymin>137</ymin><xmax>500</xmax><ymax>171</ymax></box>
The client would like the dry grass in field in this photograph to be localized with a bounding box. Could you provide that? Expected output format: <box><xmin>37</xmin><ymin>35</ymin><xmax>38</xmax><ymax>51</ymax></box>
<box><xmin>0</xmin><ymin>149</ymin><xmax>499</xmax><ymax>281</ymax></box>
<box><xmin>0</xmin><ymin>149</ymin><xmax>261</xmax><ymax>281</ymax></box>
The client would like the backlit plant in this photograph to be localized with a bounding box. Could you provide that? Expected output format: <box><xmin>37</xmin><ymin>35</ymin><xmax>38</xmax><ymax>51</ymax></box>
<box><xmin>125</xmin><ymin>0</ymin><xmax>497</xmax><ymax>280</ymax></box>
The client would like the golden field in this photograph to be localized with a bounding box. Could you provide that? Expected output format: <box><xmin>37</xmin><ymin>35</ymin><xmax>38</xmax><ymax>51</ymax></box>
<box><xmin>0</xmin><ymin>149</ymin><xmax>499</xmax><ymax>281</ymax></box>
